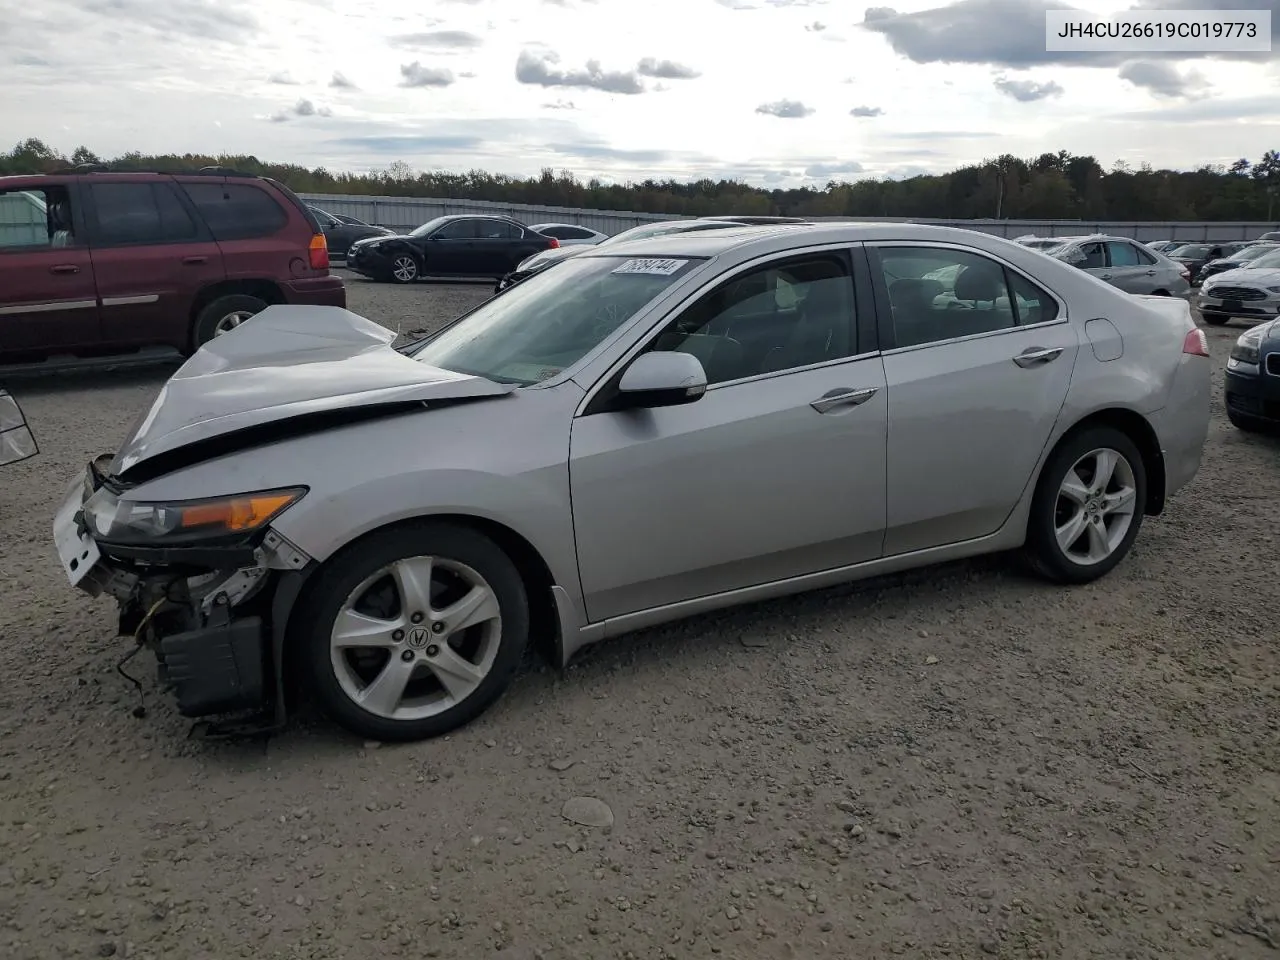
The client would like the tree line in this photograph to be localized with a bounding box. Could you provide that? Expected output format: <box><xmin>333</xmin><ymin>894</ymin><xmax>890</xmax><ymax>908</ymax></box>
<box><xmin>4</xmin><ymin>137</ymin><xmax>1279</xmax><ymax>222</ymax></box>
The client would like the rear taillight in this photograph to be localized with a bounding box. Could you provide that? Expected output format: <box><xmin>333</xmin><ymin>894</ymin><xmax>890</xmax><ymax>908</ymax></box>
<box><xmin>1182</xmin><ymin>328</ymin><xmax>1209</xmax><ymax>357</ymax></box>
<box><xmin>1178</xmin><ymin>266</ymin><xmax>1190</xmax><ymax>278</ymax></box>
<box><xmin>547</xmin><ymin>237</ymin><xmax>560</xmax><ymax>249</ymax></box>
<box><xmin>309</xmin><ymin>233</ymin><xmax>329</xmax><ymax>271</ymax></box>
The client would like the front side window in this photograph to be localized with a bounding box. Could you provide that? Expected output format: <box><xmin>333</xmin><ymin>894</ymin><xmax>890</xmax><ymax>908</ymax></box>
<box><xmin>0</xmin><ymin>187</ymin><xmax>70</xmax><ymax>250</ymax></box>
<box><xmin>877</xmin><ymin>246</ymin><xmax>1040</xmax><ymax>348</ymax></box>
<box><xmin>412</xmin><ymin>254</ymin><xmax>701</xmax><ymax>385</ymax></box>
<box><xmin>644</xmin><ymin>254</ymin><xmax>857</xmax><ymax>384</ymax></box>
<box><xmin>435</xmin><ymin>219</ymin><xmax>479</xmax><ymax>240</ymax></box>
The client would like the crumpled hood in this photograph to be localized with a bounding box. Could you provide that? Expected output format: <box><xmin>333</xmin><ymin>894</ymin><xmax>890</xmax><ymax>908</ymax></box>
<box><xmin>111</xmin><ymin>305</ymin><xmax>512</xmax><ymax>476</ymax></box>
<box><xmin>1204</xmin><ymin>266</ymin><xmax>1280</xmax><ymax>287</ymax></box>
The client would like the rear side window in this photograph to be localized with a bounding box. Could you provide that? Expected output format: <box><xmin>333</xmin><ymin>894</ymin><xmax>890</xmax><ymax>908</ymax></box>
<box><xmin>1105</xmin><ymin>242</ymin><xmax>1141</xmax><ymax>267</ymax></box>
<box><xmin>90</xmin><ymin>183</ymin><xmax>200</xmax><ymax>245</ymax></box>
<box><xmin>180</xmin><ymin>182</ymin><xmax>288</xmax><ymax>241</ymax></box>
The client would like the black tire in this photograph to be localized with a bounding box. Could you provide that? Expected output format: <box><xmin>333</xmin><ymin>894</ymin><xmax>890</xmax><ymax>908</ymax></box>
<box><xmin>294</xmin><ymin>521</ymin><xmax>529</xmax><ymax>742</ymax></box>
<box><xmin>1201</xmin><ymin>312</ymin><xmax>1230</xmax><ymax>326</ymax></box>
<box><xmin>386</xmin><ymin>252</ymin><xmax>421</xmax><ymax>284</ymax></box>
<box><xmin>1151</xmin><ymin>288</ymin><xmax>1170</xmax><ymax>297</ymax></box>
<box><xmin>1022</xmin><ymin>426</ymin><xmax>1147</xmax><ymax>585</ymax></box>
<box><xmin>191</xmin><ymin>294</ymin><xmax>268</xmax><ymax>351</ymax></box>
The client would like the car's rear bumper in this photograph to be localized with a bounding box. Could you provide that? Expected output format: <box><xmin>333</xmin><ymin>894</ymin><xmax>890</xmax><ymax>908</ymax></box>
<box><xmin>283</xmin><ymin>275</ymin><xmax>347</xmax><ymax>309</ymax></box>
<box><xmin>1151</xmin><ymin>352</ymin><xmax>1211</xmax><ymax>500</ymax></box>
<box><xmin>1225</xmin><ymin>356</ymin><xmax>1280</xmax><ymax>423</ymax></box>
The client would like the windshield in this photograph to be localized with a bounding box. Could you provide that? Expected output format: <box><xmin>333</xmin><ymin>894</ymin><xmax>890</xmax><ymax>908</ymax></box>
<box><xmin>412</xmin><ymin>254</ymin><xmax>702</xmax><ymax>385</ymax></box>
<box><xmin>1246</xmin><ymin>249</ymin><xmax>1280</xmax><ymax>270</ymax></box>
<box><xmin>1235</xmin><ymin>245</ymin><xmax>1279</xmax><ymax>262</ymax></box>
<box><xmin>1170</xmin><ymin>244</ymin><xmax>1210</xmax><ymax>258</ymax></box>
<box><xmin>409</xmin><ymin>216</ymin><xmax>451</xmax><ymax>238</ymax></box>
<box><xmin>601</xmin><ymin>220</ymin><xmax>738</xmax><ymax>246</ymax></box>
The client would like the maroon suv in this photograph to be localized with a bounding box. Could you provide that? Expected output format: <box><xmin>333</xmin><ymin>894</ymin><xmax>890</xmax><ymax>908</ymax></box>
<box><xmin>0</xmin><ymin>167</ymin><xmax>346</xmax><ymax>363</ymax></box>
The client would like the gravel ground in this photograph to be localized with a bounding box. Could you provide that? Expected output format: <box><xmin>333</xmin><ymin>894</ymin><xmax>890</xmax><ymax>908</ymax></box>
<box><xmin>1</xmin><ymin>272</ymin><xmax>1278</xmax><ymax>960</ymax></box>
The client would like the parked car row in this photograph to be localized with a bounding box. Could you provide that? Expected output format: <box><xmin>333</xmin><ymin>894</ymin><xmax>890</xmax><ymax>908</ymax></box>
<box><xmin>0</xmin><ymin>166</ymin><xmax>346</xmax><ymax>363</ymax></box>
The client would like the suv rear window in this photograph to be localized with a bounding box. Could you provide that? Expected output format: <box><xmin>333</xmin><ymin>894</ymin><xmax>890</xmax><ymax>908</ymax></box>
<box><xmin>180</xmin><ymin>182</ymin><xmax>288</xmax><ymax>241</ymax></box>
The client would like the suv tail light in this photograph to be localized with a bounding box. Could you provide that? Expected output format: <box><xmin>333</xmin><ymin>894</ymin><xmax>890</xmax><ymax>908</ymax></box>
<box><xmin>1182</xmin><ymin>328</ymin><xmax>1209</xmax><ymax>357</ymax></box>
<box><xmin>547</xmin><ymin>237</ymin><xmax>560</xmax><ymax>249</ymax></box>
<box><xmin>309</xmin><ymin>233</ymin><xmax>329</xmax><ymax>271</ymax></box>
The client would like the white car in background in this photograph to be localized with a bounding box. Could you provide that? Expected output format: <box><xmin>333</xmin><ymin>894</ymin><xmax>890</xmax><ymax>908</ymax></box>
<box><xmin>527</xmin><ymin>223</ymin><xmax>608</xmax><ymax>247</ymax></box>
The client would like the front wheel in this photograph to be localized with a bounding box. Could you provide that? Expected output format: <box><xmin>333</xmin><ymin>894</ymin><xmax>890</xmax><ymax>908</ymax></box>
<box><xmin>296</xmin><ymin>522</ymin><xmax>530</xmax><ymax>742</ymax></box>
<box><xmin>387</xmin><ymin>253</ymin><xmax>420</xmax><ymax>284</ymax></box>
<box><xmin>1023</xmin><ymin>427</ymin><xmax>1147</xmax><ymax>584</ymax></box>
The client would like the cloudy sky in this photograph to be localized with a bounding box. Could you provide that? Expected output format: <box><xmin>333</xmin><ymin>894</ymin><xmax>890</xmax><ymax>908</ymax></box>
<box><xmin>2</xmin><ymin>0</ymin><xmax>1278</xmax><ymax>187</ymax></box>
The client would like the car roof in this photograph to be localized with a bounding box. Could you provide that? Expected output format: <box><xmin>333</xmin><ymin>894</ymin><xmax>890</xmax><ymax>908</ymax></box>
<box><xmin>576</xmin><ymin>221</ymin><xmax>1078</xmax><ymax>261</ymax></box>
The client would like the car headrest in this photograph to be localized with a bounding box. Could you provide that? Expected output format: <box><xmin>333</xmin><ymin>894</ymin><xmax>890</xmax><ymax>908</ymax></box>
<box><xmin>954</xmin><ymin>266</ymin><xmax>1002</xmax><ymax>302</ymax></box>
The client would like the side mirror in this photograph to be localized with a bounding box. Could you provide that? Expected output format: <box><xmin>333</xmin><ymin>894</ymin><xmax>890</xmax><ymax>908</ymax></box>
<box><xmin>615</xmin><ymin>351</ymin><xmax>708</xmax><ymax>410</ymax></box>
<box><xmin>0</xmin><ymin>389</ymin><xmax>38</xmax><ymax>466</ymax></box>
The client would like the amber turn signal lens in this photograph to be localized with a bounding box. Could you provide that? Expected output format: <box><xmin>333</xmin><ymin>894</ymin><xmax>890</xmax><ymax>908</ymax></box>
<box><xmin>178</xmin><ymin>491</ymin><xmax>302</xmax><ymax>532</ymax></box>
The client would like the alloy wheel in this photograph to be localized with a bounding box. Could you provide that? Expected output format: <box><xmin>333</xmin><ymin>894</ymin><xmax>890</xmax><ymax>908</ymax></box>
<box><xmin>329</xmin><ymin>556</ymin><xmax>502</xmax><ymax>721</ymax></box>
<box><xmin>392</xmin><ymin>256</ymin><xmax>418</xmax><ymax>282</ymax></box>
<box><xmin>1054</xmin><ymin>447</ymin><xmax>1138</xmax><ymax>565</ymax></box>
<box><xmin>213</xmin><ymin>309</ymin><xmax>257</xmax><ymax>336</ymax></box>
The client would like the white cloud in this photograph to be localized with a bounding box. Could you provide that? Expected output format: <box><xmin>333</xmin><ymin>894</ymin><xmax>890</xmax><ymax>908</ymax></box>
<box><xmin>0</xmin><ymin>0</ymin><xmax>1276</xmax><ymax>188</ymax></box>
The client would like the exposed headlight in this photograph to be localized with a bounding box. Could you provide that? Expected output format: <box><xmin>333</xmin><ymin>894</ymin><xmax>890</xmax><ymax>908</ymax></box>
<box><xmin>1230</xmin><ymin>330</ymin><xmax>1263</xmax><ymax>365</ymax></box>
<box><xmin>1267</xmin><ymin>286</ymin><xmax>1280</xmax><ymax>294</ymax></box>
<box><xmin>83</xmin><ymin>486</ymin><xmax>306</xmax><ymax>546</ymax></box>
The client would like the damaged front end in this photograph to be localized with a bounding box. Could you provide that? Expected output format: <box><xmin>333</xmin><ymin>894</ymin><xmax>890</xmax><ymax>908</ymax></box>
<box><xmin>54</xmin><ymin>455</ymin><xmax>313</xmax><ymax>736</ymax></box>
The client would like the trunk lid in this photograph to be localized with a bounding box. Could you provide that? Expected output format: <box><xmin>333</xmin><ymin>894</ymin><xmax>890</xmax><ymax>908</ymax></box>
<box><xmin>110</xmin><ymin>305</ymin><xmax>512</xmax><ymax>476</ymax></box>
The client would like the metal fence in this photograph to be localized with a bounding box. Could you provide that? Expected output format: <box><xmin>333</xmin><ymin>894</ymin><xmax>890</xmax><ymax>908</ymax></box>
<box><xmin>297</xmin><ymin>193</ymin><xmax>1280</xmax><ymax>243</ymax></box>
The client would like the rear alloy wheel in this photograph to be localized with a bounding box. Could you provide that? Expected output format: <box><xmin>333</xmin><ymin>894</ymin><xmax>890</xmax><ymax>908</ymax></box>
<box><xmin>191</xmin><ymin>294</ymin><xmax>268</xmax><ymax>350</ymax></box>
<box><xmin>1023</xmin><ymin>427</ymin><xmax>1146</xmax><ymax>584</ymax></box>
<box><xmin>1201</xmin><ymin>313</ymin><xmax>1230</xmax><ymax>326</ymax></box>
<box><xmin>297</xmin><ymin>522</ymin><xmax>529</xmax><ymax>742</ymax></box>
<box><xmin>388</xmin><ymin>254</ymin><xmax>420</xmax><ymax>284</ymax></box>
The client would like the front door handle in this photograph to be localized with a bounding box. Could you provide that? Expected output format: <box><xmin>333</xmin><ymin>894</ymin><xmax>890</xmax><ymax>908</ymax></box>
<box><xmin>1013</xmin><ymin>346</ymin><xmax>1064</xmax><ymax>368</ymax></box>
<box><xmin>1099</xmin><ymin>273</ymin><xmax>1113</xmax><ymax>280</ymax></box>
<box><xmin>49</xmin><ymin>264</ymin><xmax>79</xmax><ymax>274</ymax></box>
<box><xmin>181</xmin><ymin>255</ymin><xmax>208</xmax><ymax>265</ymax></box>
<box><xmin>810</xmin><ymin>386</ymin><xmax>878</xmax><ymax>414</ymax></box>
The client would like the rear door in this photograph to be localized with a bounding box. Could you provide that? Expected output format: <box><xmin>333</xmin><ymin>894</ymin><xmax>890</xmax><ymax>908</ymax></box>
<box><xmin>83</xmin><ymin>179</ymin><xmax>226</xmax><ymax>349</ymax></box>
<box><xmin>176</xmin><ymin>179</ymin><xmax>301</xmax><ymax>285</ymax></box>
<box><xmin>1102</xmin><ymin>240</ymin><xmax>1152</xmax><ymax>293</ymax></box>
<box><xmin>473</xmin><ymin>218</ymin><xmax>529</xmax><ymax>275</ymax></box>
<box><xmin>0</xmin><ymin>180</ymin><xmax>101</xmax><ymax>356</ymax></box>
<box><xmin>870</xmin><ymin>242</ymin><xmax>1079</xmax><ymax>555</ymax></box>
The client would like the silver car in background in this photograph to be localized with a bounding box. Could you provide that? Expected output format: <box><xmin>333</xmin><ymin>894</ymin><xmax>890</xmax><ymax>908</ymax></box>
<box><xmin>52</xmin><ymin>223</ymin><xmax>1211</xmax><ymax>742</ymax></box>
<box><xmin>526</xmin><ymin>222</ymin><xmax>608</xmax><ymax>247</ymax></box>
<box><xmin>1197</xmin><ymin>246</ymin><xmax>1280</xmax><ymax>326</ymax></box>
<box><xmin>1045</xmin><ymin>234</ymin><xmax>1191</xmax><ymax>296</ymax></box>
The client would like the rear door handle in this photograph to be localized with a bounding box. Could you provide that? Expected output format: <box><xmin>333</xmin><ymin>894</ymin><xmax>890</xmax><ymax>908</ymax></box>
<box><xmin>810</xmin><ymin>386</ymin><xmax>878</xmax><ymax>414</ymax></box>
<box><xmin>1013</xmin><ymin>346</ymin><xmax>1064</xmax><ymax>368</ymax></box>
<box><xmin>1145</xmin><ymin>269</ymin><xmax>1157</xmax><ymax>276</ymax></box>
<box><xmin>49</xmin><ymin>264</ymin><xmax>79</xmax><ymax>274</ymax></box>
<box><xmin>181</xmin><ymin>256</ymin><xmax>208</xmax><ymax>265</ymax></box>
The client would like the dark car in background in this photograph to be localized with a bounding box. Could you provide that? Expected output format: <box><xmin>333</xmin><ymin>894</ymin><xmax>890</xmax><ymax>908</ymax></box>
<box><xmin>1224</xmin><ymin>317</ymin><xmax>1280</xmax><ymax>432</ymax></box>
<box><xmin>308</xmin><ymin>204</ymin><xmax>393</xmax><ymax>259</ymax></box>
<box><xmin>1166</xmin><ymin>241</ymin><xmax>1254</xmax><ymax>285</ymax></box>
<box><xmin>1194</xmin><ymin>242</ymin><xmax>1280</xmax><ymax>286</ymax></box>
<box><xmin>494</xmin><ymin>217</ymin><xmax>813</xmax><ymax>293</ymax></box>
<box><xmin>0</xmin><ymin>167</ymin><xmax>345</xmax><ymax>362</ymax></box>
<box><xmin>347</xmin><ymin>214</ymin><xmax>559</xmax><ymax>284</ymax></box>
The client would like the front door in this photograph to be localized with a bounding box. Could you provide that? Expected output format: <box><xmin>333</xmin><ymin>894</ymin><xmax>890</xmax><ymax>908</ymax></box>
<box><xmin>570</xmin><ymin>249</ymin><xmax>888</xmax><ymax>623</ymax></box>
<box><xmin>0</xmin><ymin>182</ymin><xmax>101</xmax><ymax>357</ymax></box>
<box><xmin>870</xmin><ymin>243</ymin><xmax>1079</xmax><ymax>555</ymax></box>
<box><xmin>83</xmin><ymin>180</ymin><xmax>226</xmax><ymax>349</ymax></box>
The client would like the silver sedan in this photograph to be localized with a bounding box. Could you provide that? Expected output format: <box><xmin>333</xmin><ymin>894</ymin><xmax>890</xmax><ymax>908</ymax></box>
<box><xmin>52</xmin><ymin>223</ymin><xmax>1212</xmax><ymax>742</ymax></box>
